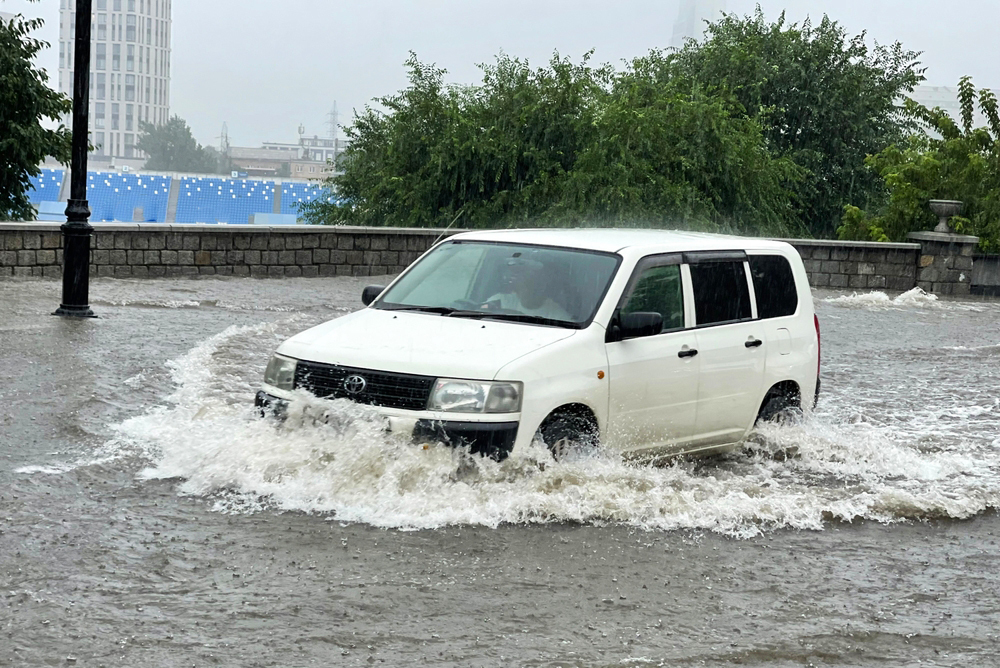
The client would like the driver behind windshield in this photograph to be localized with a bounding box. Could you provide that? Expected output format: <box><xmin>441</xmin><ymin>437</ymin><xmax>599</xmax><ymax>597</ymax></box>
<box><xmin>484</xmin><ymin>258</ymin><xmax>573</xmax><ymax>322</ymax></box>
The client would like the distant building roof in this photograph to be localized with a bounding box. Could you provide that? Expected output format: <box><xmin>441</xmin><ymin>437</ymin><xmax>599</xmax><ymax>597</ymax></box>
<box><xmin>230</xmin><ymin>147</ymin><xmax>282</xmax><ymax>161</ymax></box>
<box><xmin>911</xmin><ymin>84</ymin><xmax>999</xmax><ymax>130</ymax></box>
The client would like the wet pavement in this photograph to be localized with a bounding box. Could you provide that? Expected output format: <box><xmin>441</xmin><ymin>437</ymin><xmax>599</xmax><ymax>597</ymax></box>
<box><xmin>1</xmin><ymin>277</ymin><xmax>999</xmax><ymax>667</ymax></box>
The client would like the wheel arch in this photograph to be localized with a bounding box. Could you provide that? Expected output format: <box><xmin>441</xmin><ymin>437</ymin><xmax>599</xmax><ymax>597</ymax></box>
<box><xmin>539</xmin><ymin>402</ymin><xmax>601</xmax><ymax>435</ymax></box>
<box><xmin>755</xmin><ymin>380</ymin><xmax>803</xmax><ymax>423</ymax></box>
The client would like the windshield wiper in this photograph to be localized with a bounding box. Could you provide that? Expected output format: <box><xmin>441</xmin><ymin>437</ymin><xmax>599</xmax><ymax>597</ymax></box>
<box><xmin>378</xmin><ymin>305</ymin><xmax>487</xmax><ymax>318</ymax></box>
<box><xmin>379</xmin><ymin>305</ymin><xmax>452</xmax><ymax>314</ymax></box>
<box><xmin>476</xmin><ymin>313</ymin><xmax>581</xmax><ymax>329</ymax></box>
<box><xmin>443</xmin><ymin>310</ymin><xmax>491</xmax><ymax>319</ymax></box>
<box><xmin>378</xmin><ymin>305</ymin><xmax>579</xmax><ymax>328</ymax></box>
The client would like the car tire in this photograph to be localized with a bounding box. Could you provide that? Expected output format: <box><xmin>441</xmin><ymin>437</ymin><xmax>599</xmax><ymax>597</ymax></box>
<box><xmin>539</xmin><ymin>412</ymin><xmax>599</xmax><ymax>460</ymax></box>
<box><xmin>756</xmin><ymin>392</ymin><xmax>802</xmax><ymax>426</ymax></box>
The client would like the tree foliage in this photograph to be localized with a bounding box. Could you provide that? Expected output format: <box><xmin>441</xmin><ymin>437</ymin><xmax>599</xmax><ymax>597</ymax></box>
<box><xmin>137</xmin><ymin>115</ymin><xmax>221</xmax><ymax>173</ymax></box>
<box><xmin>0</xmin><ymin>11</ymin><xmax>72</xmax><ymax>221</ymax></box>
<box><xmin>303</xmin><ymin>9</ymin><xmax>923</xmax><ymax>237</ymax></box>
<box><xmin>301</xmin><ymin>52</ymin><xmax>800</xmax><ymax>235</ymax></box>
<box><xmin>666</xmin><ymin>8</ymin><xmax>924</xmax><ymax>237</ymax></box>
<box><xmin>838</xmin><ymin>77</ymin><xmax>1000</xmax><ymax>251</ymax></box>
<box><xmin>566</xmin><ymin>54</ymin><xmax>804</xmax><ymax>235</ymax></box>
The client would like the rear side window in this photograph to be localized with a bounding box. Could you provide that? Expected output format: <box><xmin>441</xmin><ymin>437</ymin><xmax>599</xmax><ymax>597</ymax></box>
<box><xmin>749</xmin><ymin>255</ymin><xmax>798</xmax><ymax>319</ymax></box>
<box><xmin>622</xmin><ymin>264</ymin><xmax>684</xmax><ymax>332</ymax></box>
<box><xmin>689</xmin><ymin>261</ymin><xmax>752</xmax><ymax>326</ymax></box>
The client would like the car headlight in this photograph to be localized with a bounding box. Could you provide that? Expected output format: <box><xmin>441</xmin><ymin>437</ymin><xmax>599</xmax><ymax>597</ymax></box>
<box><xmin>428</xmin><ymin>379</ymin><xmax>523</xmax><ymax>413</ymax></box>
<box><xmin>264</xmin><ymin>354</ymin><xmax>297</xmax><ymax>391</ymax></box>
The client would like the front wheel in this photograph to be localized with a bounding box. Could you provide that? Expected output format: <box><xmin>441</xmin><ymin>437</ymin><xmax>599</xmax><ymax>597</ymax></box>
<box><xmin>538</xmin><ymin>412</ymin><xmax>599</xmax><ymax>460</ymax></box>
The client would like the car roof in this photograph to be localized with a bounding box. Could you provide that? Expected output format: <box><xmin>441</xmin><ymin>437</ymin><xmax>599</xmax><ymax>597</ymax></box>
<box><xmin>447</xmin><ymin>228</ymin><xmax>792</xmax><ymax>254</ymax></box>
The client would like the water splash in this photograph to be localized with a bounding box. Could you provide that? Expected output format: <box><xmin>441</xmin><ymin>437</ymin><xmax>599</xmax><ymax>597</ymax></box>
<box><xmin>74</xmin><ymin>316</ymin><xmax>1000</xmax><ymax>538</ymax></box>
<box><xmin>824</xmin><ymin>287</ymin><xmax>939</xmax><ymax>309</ymax></box>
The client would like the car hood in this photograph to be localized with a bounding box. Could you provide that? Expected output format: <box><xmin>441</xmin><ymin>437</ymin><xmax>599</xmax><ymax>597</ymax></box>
<box><xmin>277</xmin><ymin>308</ymin><xmax>579</xmax><ymax>380</ymax></box>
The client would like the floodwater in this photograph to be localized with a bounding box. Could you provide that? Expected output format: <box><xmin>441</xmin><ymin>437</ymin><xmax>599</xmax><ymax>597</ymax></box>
<box><xmin>1</xmin><ymin>277</ymin><xmax>999</xmax><ymax>667</ymax></box>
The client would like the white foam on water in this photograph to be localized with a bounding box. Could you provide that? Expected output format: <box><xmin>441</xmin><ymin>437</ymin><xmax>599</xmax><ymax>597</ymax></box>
<box><xmin>823</xmin><ymin>287</ymin><xmax>997</xmax><ymax>314</ymax></box>
<box><xmin>824</xmin><ymin>287</ymin><xmax>939</xmax><ymax>309</ymax></box>
<box><xmin>943</xmin><ymin>343</ymin><xmax>1000</xmax><ymax>354</ymax></box>
<box><xmin>14</xmin><ymin>464</ymin><xmax>76</xmax><ymax>475</ymax></box>
<box><xmin>84</xmin><ymin>320</ymin><xmax>1000</xmax><ymax>537</ymax></box>
<box><xmin>211</xmin><ymin>300</ymin><xmax>301</xmax><ymax>312</ymax></box>
<box><xmin>93</xmin><ymin>298</ymin><xmax>203</xmax><ymax>309</ymax></box>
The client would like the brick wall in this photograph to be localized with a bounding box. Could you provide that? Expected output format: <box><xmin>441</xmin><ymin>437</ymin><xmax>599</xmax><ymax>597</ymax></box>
<box><xmin>0</xmin><ymin>223</ymin><xmax>453</xmax><ymax>279</ymax></box>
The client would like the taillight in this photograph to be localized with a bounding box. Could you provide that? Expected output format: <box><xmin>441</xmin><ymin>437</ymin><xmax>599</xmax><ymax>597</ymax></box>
<box><xmin>814</xmin><ymin>313</ymin><xmax>821</xmax><ymax>377</ymax></box>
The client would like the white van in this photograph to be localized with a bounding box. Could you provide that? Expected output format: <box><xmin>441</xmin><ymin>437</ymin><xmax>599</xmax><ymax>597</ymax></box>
<box><xmin>257</xmin><ymin>229</ymin><xmax>820</xmax><ymax>460</ymax></box>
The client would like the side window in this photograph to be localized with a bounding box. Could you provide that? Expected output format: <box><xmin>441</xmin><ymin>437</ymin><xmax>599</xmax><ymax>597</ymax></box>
<box><xmin>749</xmin><ymin>255</ymin><xmax>798</xmax><ymax>319</ymax></box>
<box><xmin>689</xmin><ymin>261</ymin><xmax>752</xmax><ymax>325</ymax></box>
<box><xmin>622</xmin><ymin>264</ymin><xmax>684</xmax><ymax>332</ymax></box>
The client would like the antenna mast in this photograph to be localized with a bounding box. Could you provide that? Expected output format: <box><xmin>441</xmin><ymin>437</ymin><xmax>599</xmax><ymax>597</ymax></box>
<box><xmin>326</xmin><ymin>102</ymin><xmax>339</xmax><ymax>141</ymax></box>
<box><xmin>219</xmin><ymin>122</ymin><xmax>230</xmax><ymax>154</ymax></box>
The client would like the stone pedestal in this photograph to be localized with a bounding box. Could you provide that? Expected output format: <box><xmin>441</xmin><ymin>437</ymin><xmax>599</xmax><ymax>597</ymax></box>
<box><xmin>907</xmin><ymin>231</ymin><xmax>980</xmax><ymax>296</ymax></box>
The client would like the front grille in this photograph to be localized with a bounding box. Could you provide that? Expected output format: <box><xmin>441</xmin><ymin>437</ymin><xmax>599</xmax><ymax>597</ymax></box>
<box><xmin>294</xmin><ymin>360</ymin><xmax>435</xmax><ymax>411</ymax></box>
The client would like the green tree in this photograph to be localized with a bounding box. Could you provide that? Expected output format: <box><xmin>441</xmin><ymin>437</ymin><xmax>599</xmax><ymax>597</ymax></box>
<box><xmin>667</xmin><ymin>8</ymin><xmax>924</xmax><ymax>237</ymax></box>
<box><xmin>563</xmin><ymin>53</ymin><xmax>804</xmax><ymax>236</ymax></box>
<box><xmin>300</xmin><ymin>51</ymin><xmax>801</xmax><ymax>235</ymax></box>
<box><xmin>0</xmin><ymin>10</ymin><xmax>72</xmax><ymax>220</ymax></box>
<box><xmin>137</xmin><ymin>115</ymin><xmax>220</xmax><ymax>173</ymax></box>
<box><xmin>839</xmin><ymin>77</ymin><xmax>1000</xmax><ymax>251</ymax></box>
<box><xmin>302</xmin><ymin>53</ymin><xmax>608</xmax><ymax>228</ymax></box>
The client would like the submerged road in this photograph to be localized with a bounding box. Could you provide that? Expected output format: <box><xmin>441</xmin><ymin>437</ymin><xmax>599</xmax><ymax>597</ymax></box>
<box><xmin>1</xmin><ymin>277</ymin><xmax>999</xmax><ymax>667</ymax></box>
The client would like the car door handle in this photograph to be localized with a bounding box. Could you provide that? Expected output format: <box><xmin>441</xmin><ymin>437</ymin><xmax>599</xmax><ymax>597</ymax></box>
<box><xmin>678</xmin><ymin>348</ymin><xmax>699</xmax><ymax>358</ymax></box>
<box><xmin>745</xmin><ymin>338</ymin><xmax>763</xmax><ymax>348</ymax></box>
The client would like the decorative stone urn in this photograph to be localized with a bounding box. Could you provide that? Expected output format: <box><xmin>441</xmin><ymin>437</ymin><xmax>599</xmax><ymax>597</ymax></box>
<box><xmin>928</xmin><ymin>199</ymin><xmax>964</xmax><ymax>233</ymax></box>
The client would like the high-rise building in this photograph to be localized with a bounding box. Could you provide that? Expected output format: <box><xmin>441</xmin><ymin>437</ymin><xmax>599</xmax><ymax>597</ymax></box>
<box><xmin>58</xmin><ymin>0</ymin><xmax>172</xmax><ymax>160</ymax></box>
<box><xmin>911</xmin><ymin>85</ymin><xmax>999</xmax><ymax>132</ymax></box>
<box><xmin>671</xmin><ymin>0</ymin><xmax>726</xmax><ymax>48</ymax></box>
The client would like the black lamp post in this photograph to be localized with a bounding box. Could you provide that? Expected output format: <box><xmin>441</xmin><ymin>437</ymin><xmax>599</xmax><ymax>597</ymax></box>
<box><xmin>54</xmin><ymin>0</ymin><xmax>96</xmax><ymax>318</ymax></box>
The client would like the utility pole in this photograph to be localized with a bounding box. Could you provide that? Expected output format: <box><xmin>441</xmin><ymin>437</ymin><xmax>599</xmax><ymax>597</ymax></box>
<box><xmin>55</xmin><ymin>0</ymin><xmax>96</xmax><ymax>318</ymax></box>
<box><xmin>327</xmin><ymin>102</ymin><xmax>339</xmax><ymax>142</ymax></box>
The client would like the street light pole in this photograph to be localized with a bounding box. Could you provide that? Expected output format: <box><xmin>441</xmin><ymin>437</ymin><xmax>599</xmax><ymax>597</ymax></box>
<box><xmin>55</xmin><ymin>0</ymin><xmax>96</xmax><ymax>318</ymax></box>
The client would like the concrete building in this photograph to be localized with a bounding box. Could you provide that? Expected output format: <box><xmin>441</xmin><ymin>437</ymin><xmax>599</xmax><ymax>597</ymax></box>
<box><xmin>229</xmin><ymin>135</ymin><xmax>349</xmax><ymax>180</ymax></box>
<box><xmin>58</xmin><ymin>0</ymin><xmax>172</xmax><ymax>162</ymax></box>
<box><xmin>911</xmin><ymin>85</ymin><xmax>999</xmax><ymax>131</ymax></box>
<box><xmin>263</xmin><ymin>136</ymin><xmax>346</xmax><ymax>164</ymax></box>
<box><xmin>671</xmin><ymin>0</ymin><xmax>726</xmax><ymax>48</ymax></box>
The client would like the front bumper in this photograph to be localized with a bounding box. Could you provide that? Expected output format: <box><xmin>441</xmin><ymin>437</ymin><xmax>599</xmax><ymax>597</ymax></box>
<box><xmin>411</xmin><ymin>419</ymin><xmax>518</xmax><ymax>460</ymax></box>
<box><xmin>255</xmin><ymin>391</ymin><xmax>519</xmax><ymax>460</ymax></box>
<box><xmin>255</xmin><ymin>390</ymin><xmax>288</xmax><ymax>417</ymax></box>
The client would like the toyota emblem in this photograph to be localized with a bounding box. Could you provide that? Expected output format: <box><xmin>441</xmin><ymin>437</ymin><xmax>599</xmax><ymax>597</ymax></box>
<box><xmin>343</xmin><ymin>374</ymin><xmax>367</xmax><ymax>395</ymax></box>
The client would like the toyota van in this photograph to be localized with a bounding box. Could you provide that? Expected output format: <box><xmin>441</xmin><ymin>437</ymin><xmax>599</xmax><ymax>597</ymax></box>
<box><xmin>256</xmin><ymin>229</ymin><xmax>820</xmax><ymax>460</ymax></box>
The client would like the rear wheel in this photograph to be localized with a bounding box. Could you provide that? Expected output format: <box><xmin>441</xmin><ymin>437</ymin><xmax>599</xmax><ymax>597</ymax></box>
<box><xmin>755</xmin><ymin>386</ymin><xmax>803</xmax><ymax>426</ymax></box>
<box><xmin>538</xmin><ymin>410</ymin><xmax>599</xmax><ymax>460</ymax></box>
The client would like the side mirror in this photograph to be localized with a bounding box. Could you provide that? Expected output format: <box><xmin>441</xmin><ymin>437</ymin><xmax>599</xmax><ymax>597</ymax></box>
<box><xmin>361</xmin><ymin>285</ymin><xmax>386</xmax><ymax>306</ymax></box>
<box><xmin>620</xmin><ymin>312</ymin><xmax>663</xmax><ymax>339</ymax></box>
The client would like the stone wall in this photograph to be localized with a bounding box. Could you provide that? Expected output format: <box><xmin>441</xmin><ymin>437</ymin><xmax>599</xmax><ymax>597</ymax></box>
<box><xmin>0</xmin><ymin>223</ymin><xmax>453</xmax><ymax>279</ymax></box>
<box><xmin>0</xmin><ymin>223</ymin><xmax>991</xmax><ymax>297</ymax></box>
<box><xmin>907</xmin><ymin>231</ymin><xmax>979</xmax><ymax>296</ymax></box>
<box><xmin>780</xmin><ymin>239</ymin><xmax>920</xmax><ymax>291</ymax></box>
<box><xmin>972</xmin><ymin>255</ymin><xmax>1000</xmax><ymax>296</ymax></box>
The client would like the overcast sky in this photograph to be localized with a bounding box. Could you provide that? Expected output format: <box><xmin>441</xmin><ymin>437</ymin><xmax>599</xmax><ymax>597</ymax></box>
<box><xmin>5</xmin><ymin>0</ymin><xmax>999</xmax><ymax>148</ymax></box>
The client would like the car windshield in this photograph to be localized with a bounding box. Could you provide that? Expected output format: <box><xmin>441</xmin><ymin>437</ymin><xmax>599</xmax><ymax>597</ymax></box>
<box><xmin>374</xmin><ymin>241</ymin><xmax>621</xmax><ymax>328</ymax></box>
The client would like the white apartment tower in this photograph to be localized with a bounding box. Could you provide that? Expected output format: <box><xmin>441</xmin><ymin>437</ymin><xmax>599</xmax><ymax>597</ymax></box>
<box><xmin>58</xmin><ymin>0</ymin><xmax>172</xmax><ymax>160</ymax></box>
<box><xmin>672</xmin><ymin>0</ymin><xmax>726</xmax><ymax>48</ymax></box>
